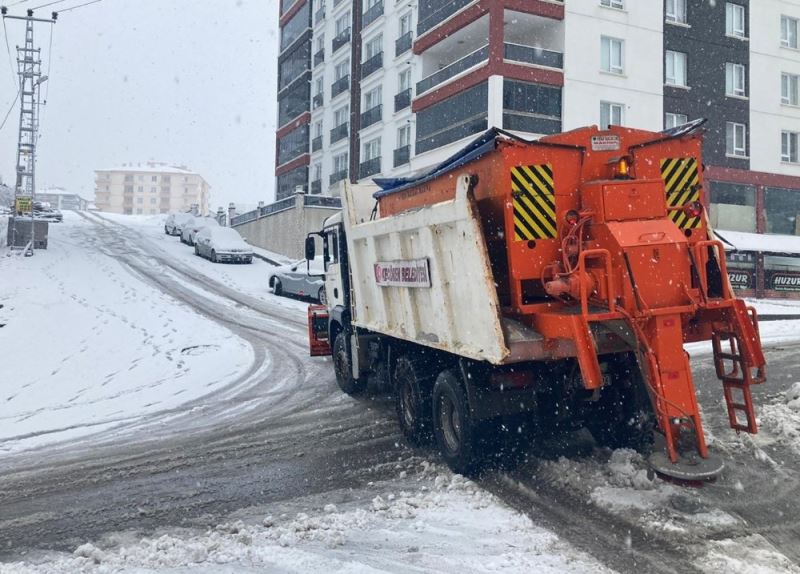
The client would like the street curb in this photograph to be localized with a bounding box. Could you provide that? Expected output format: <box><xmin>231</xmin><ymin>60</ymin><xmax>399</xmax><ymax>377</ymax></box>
<box><xmin>758</xmin><ymin>314</ymin><xmax>800</xmax><ymax>322</ymax></box>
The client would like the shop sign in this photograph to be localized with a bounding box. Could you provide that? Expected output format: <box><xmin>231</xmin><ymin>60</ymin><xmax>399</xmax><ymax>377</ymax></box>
<box><xmin>15</xmin><ymin>196</ymin><xmax>31</xmax><ymax>212</ymax></box>
<box><xmin>727</xmin><ymin>270</ymin><xmax>753</xmax><ymax>290</ymax></box>
<box><xmin>374</xmin><ymin>259</ymin><xmax>431</xmax><ymax>288</ymax></box>
<box><xmin>768</xmin><ymin>271</ymin><xmax>800</xmax><ymax>292</ymax></box>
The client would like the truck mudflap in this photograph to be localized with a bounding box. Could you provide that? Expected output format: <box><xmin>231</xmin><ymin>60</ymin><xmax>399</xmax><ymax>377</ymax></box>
<box><xmin>307</xmin><ymin>304</ymin><xmax>332</xmax><ymax>356</ymax></box>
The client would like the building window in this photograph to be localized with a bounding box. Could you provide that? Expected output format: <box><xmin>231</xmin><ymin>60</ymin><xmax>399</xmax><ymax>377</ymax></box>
<box><xmin>666</xmin><ymin>0</ymin><xmax>687</xmax><ymax>24</ymax></box>
<box><xmin>726</xmin><ymin>3</ymin><xmax>746</xmax><ymax>37</ymax></box>
<box><xmin>782</xmin><ymin>131</ymin><xmax>800</xmax><ymax>163</ymax></box>
<box><xmin>726</xmin><ymin>122</ymin><xmax>747</xmax><ymax>157</ymax></box>
<box><xmin>782</xmin><ymin>73</ymin><xmax>799</xmax><ymax>105</ymax></box>
<box><xmin>333</xmin><ymin>152</ymin><xmax>348</xmax><ymax>173</ymax></box>
<box><xmin>138</xmin><ymin>175</ymin><xmax>144</xmax><ymax>181</ymax></box>
<box><xmin>150</xmin><ymin>197</ymin><xmax>157</xmax><ymax>205</ymax></box>
<box><xmin>137</xmin><ymin>208</ymin><xmax>143</xmax><ymax>214</ymax></box>
<box><xmin>398</xmin><ymin>69</ymin><xmax>411</xmax><ymax>92</ymax></box>
<box><xmin>709</xmin><ymin>182</ymin><xmax>756</xmax><ymax>232</ymax></box>
<box><xmin>364</xmin><ymin>85</ymin><xmax>382</xmax><ymax>110</ymax></box>
<box><xmin>124</xmin><ymin>174</ymin><xmax>133</xmax><ymax>182</ymax></box>
<box><xmin>765</xmin><ymin>187</ymin><xmax>800</xmax><ymax>235</ymax></box>
<box><xmin>124</xmin><ymin>185</ymin><xmax>134</xmax><ymax>193</ymax></box>
<box><xmin>363</xmin><ymin>137</ymin><xmax>381</xmax><ymax>160</ymax></box>
<box><xmin>725</xmin><ymin>63</ymin><xmax>746</xmax><ymax>97</ymax></box>
<box><xmin>335</xmin><ymin>12</ymin><xmax>349</xmax><ymax>36</ymax></box>
<box><xmin>150</xmin><ymin>186</ymin><xmax>157</xmax><ymax>193</ymax></box>
<box><xmin>665</xmin><ymin>50</ymin><xmax>687</xmax><ymax>87</ymax></box>
<box><xmin>782</xmin><ymin>15</ymin><xmax>798</xmax><ymax>48</ymax></box>
<box><xmin>334</xmin><ymin>105</ymin><xmax>349</xmax><ymax>127</ymax></box>
<box><xmin>335</xmin><ymin>59</ymin><xmax>349</xmax><ymax>81</ymax></box>
<box><xmin>136</xmin><ymin>196</ymin><xmax>143</xmax><ymax>204</ymax></box>
<box><xmin>600</xmin><ymin>36</ymin><xmax>624</xmax><ymax>75</ymax></box>
<box><xmin>364</xmin><ymin>34</ymin><xmax>382</xmax><ymax>59</ymax></box>
<box><xmin>312</xmin><ymin>162</ymin><xmax>322</xmax><ymax>181</ymax></box>
<box><xmin>397</xmin><ymin>125</ymin><xmax>410</xmax><ymax>148</ymax></box>
<box><xmin>600</xmin><ymin>0</ymin><xmax>624</xmax><ymax>9</ymax></box>
<box><xmin>600</xmin><ymin>101</ymin><xmax>624</xmax><ymax>128</ymax></box>
<box><xmin>665</xmin><ymin>112</ymin><xmax>688</xmax><ymax>129</ymax></box>
<box><xmin>314</xmin><ymin>120</ymin><xmax>323</xmax><ymax>138</ymax></box>
<box><xmin>137</xmin><ymin>186</ymin><xmax>143</xmax><ymax>192</ymax></box>
<box><xmin>399</xmin><ymin>12</ymin><xmax>411</xmax><ymax>36</ymax></box>
<box><xmin>151</xmin><ymin>175</ymin><xmax>157</xmax><ymax>182</ymax></box>
<box><xmin>315</xmin><ymin>77</ymin><xmax>323</xmax><ymax>95</ymax></box>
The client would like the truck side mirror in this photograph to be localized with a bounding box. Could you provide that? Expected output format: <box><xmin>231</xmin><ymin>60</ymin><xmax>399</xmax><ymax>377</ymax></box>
<box><xmin>305</xmin><ymin>235</ymin><xmax>316</xmax><ymax>261</ymax></box>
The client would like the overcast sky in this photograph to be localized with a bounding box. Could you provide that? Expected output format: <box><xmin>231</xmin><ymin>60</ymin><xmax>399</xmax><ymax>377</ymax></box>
<box><xmin>0</xmin><ymin>0</ymin><xmax>279</xmax><ymax>209</ymax></box>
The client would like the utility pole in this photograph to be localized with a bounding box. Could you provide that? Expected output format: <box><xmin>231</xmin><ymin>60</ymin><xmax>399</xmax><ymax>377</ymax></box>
<box><xmin>2</xmin><ymin>7</ymin><xmax>56</xmax><ymax>255</ymax></box>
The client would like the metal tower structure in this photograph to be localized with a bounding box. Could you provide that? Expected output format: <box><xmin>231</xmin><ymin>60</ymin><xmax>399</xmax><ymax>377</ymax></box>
<box><xmin>2</xmin><ymin>8</ymin><xmax>56</xmax><ymax>253</ymax></box>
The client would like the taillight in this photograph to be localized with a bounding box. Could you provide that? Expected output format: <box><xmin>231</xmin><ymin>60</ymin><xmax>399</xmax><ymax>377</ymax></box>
<box><xmin>686</xmin><ymin>201</ymin><xmax>703</xmax><ymax>218</ymax></box>
<box><xmin>565</xmin><ymin>210</ymin><xmax>580</xmax><ymax>226</ymax></box>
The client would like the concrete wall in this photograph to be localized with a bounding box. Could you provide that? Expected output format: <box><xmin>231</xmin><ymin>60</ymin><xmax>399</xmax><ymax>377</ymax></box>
<box><xmin>0</xmin><ymin>216</ymin><xmax>7</xmax><ymax>248</ymax></box>
<box><xmin>232</xmin><ymin>194</ymin><xmax>340</xmax><ymax>260</ymax></box>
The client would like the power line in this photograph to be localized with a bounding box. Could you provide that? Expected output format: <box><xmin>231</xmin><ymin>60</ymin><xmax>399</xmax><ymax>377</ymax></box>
<box><xmin>58</xmin><ymin>0</ymin><xmax>106</xmax><ymax>12</ymax></box>
<box><xmin>0</xmin><ymin>85</ymin><xmax>20</xmax><ymax>132</ymax></box>
<box><xmin>31</xmin><ymin>0</ymin><xmax>70</xmax><ymax>9</ymax></box>
<box><xmin>2</xmin><ymin>18</ymin><xmax>17</xmax><ymax>88</ymax></box>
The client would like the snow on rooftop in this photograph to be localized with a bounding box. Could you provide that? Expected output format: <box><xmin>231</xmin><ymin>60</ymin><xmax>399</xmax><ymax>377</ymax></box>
<box><xmin>715</xmin><ymin>229</ymin><xmax>800</xmax><ymax>256</ymax></box>
<box><xmin>96</xmin><ymin>162</ymin><xmax>199</xmax><ymax>175</ymax></box>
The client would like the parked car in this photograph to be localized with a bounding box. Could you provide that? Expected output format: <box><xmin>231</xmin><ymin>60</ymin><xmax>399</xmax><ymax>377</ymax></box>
<box><xmin>268</xmin><ymin>257</ymin><xmax>326</xmax><ymax>303</ymax></box>
<box><xmin>33</xmin><ymin>202</ymin><xmax>62</xmax><ymax>222</ymax></box>
<box><xmin>180</xmin><ymin>216</ymin><xmax>219</xmax><ymax>245</ymax></box>
<box><xmin>164</xmin><ymin>212</ymin><xmax>193</xmax><ymax>236</ymax></box>
<box><xmin>194</xmin><ymin>227</ymin><xmax>253</xmax><ymax>263</ymax></box>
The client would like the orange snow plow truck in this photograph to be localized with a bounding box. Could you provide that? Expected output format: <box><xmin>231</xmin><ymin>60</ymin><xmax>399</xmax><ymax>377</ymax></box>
<box><xmin>306</xmin><ymin>119</ymin><xmax>766</xmax><ymax>480</ymax></box>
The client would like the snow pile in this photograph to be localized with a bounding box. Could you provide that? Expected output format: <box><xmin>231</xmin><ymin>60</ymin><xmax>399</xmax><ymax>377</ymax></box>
<box><xmin>1</xmin><ymin>468</ymin><xmax>613</xmax><ymax>574</ymax></box>
<box><xmin>757</xmin><ymin>382</ymin><xmax>800</xmax><ymax>450</ymax></box>
<box><xmin>699</xmin><ymin>535</ymin><xmax>800</xmax><ymax>574</ymax></box>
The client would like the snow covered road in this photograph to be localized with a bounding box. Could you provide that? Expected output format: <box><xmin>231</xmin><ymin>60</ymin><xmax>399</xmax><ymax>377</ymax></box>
<box><xmin>2</xmin><ymin>213</ymin><xmax>800</xmax><ymax>573</ymax></box>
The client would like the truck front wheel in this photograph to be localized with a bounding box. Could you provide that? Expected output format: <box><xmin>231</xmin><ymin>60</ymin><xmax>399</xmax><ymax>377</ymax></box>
<box><xmin>394</xmin><ymin>355</ymin><xmax>434</xmax><ymax>445</ymax></box>
<box><xmin>432</xmin><ymin>370</ymin><xmax>480</xmax><ymax>475</ymax></box>
<box><xmin>333</xmin><ymin>334</ymin><xmax>364</xmax><ymax>395</ymax></box>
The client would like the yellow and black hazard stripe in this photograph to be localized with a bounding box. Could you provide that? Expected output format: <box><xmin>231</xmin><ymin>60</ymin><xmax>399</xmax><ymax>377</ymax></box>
<box><xmin>511</xmin><ymin>164</ymin><xmax>557</xmax><ymax>241</ymax></box>
<box><xmin>660</xmin><ymin>157</ymin><xmax>702</xmax><ymax>229</ymax></box>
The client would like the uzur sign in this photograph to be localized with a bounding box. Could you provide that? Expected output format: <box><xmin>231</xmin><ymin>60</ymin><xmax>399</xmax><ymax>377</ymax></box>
<box><xmin>374</xmin><ymin>259</ymin><xmax>431</xmax><ymax>288</ymax></box>
<box><xmin>727</xmin><ymin>270</ymin><xmax>753</xmax><ymax>290</ymax></box>
<box><xmin>768</xmin><ymin>271</ymin><xmax>800</xmax><ymax>292</ymax></box>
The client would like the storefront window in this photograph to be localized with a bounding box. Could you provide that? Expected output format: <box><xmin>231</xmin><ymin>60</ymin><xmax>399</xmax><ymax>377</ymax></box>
<box><xmin>764</xmin><ymin>187</ymin><xmax>800</xmax><ymax>235</ymax></box>
<box><xmin>765</xmin><ymin>254</ymin><xmax>800</xmax><ymax>292</ymax></box>
<box><xmin>709</xmin><ymin>181</ymin><xmax>756</xmax><ymax>232</ymax></box>
<box><xmin>725</xmin><ymin>251</ymin><xmax>756</xmax><ymax>291</ymax></box>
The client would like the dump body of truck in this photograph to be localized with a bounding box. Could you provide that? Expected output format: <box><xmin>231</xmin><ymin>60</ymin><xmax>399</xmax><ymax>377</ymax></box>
<box><xmin>307</xmin><ymin>121</ymin><xmax>766</xmax><ymax>480</ymax></box>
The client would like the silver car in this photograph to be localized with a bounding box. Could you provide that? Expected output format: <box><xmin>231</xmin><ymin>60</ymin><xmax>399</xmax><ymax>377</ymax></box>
<box><xmin>180</xmin><ymin>216</ymin><xmax>219</xmax><ymax>245</ymax></box>
<box><xmin>194</xmin><ymin>227</ymin><xmax>253</xmax><ymax>263</ymax></box>
<box><xmin>164</xmin><ymin>212</ymin><xmax>193</xmax><ymax>236</ymax></box>
<box><xmin>268</xmin><ymin>257</ymin><xmax>325</xmax><ymax>303</ymax></box>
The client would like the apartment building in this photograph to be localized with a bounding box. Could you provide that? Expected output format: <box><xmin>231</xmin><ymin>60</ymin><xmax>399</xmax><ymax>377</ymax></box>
<box><xmin>276</xmin><ymin>0</ymin><xmax>800</xmax><ymax>296</ymax></box>
<box><xmin>94</xmin><ymin>162</ymin><xmax>210</xmax><ymax>216</ymax></box>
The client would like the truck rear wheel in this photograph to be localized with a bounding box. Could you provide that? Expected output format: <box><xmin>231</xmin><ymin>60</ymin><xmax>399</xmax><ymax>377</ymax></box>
<box><xmin>394</xmin><ymin>355</ymin><xmax>434</xmax><ymax>445</ymax></box>
<box><xmin>333</xmin><ymin>334</ymin><xmax>365</xmax><ymax>395</ymax></box>
<box><xmin>432</xmin><ymin>370</ymin><xmax>480</xmax><ymax>475</ymax></box>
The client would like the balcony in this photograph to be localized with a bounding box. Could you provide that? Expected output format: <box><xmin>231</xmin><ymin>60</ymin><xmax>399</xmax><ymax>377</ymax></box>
<box><xmin>359</xmin><ymin>157</ymin><xmax>381</xmax><ymax>179</ymax></box>
<box><xmin>331</xmin><ymin>75</ymin><xmax>349</xmax><ymax>99</ymax></box>
<box><xmin>360</xmin><ymin>104</ymin><xmax>382</xmax><ymax>129</ymax></box>
<box><xmin>313</xmin><ymin>92</ymin><xmax>323</xmax><ymax>108</ymax></box>
<box><xmin>394</xmin><ymin>88</ymin><xmax>411</xmax><ymax>112</ymax></box>
<box><xmin>311</xmin><ymin>179</ymin><xmax>322</xmax><ymax>194</ymax></box>
<box><xmin>503</xmin><ymin>43</ymin><xmax>563</xmax><ymax>70</ymax></box>
<box><xmin>361</xmin><ymin>52</ymin><xmax>383</xmax><ymax>79</ymax></box>
<box><xmin>332</xmin><ymin>28</ymin><xmax>351</xmax><ymax>53</ymax></box>
<box><xmin>416</xmin><ymin>44</ymin><xmax>489</xmax><ymax>95</ymax></box>
<box><xmin>314</xmin><ymin>49</ymin><xmax>324</xmax><ymax>67</ymax></box>
<box><xmin>314</xmin><ymin>5</ymin><xmax>325</xmax><ymax>25</ymax></box>
<box><xmin>330</xmin><ymin>122</ymin><xmax>349</xmax><ymax>144</ymax></box>
<box><xmin>330</xmin><ymin>169</ymin><xmax>348</xmax><ymax>185</ymax></box>
<box><xmin>312</xmin><ymin>135</ymin><xmax>323</xmax><ymax>152</ymax></box>
<box><xmin>393</xmin><ymin>145</ymin><xmax>410</xmax><ymax>167</ymax></box>
<box><xmin>362</xmin><ymin>0</ymin><xmax>383</xmax><ymax>29</ymax></box>
<box><xmin>395</xmin><ymin>31</ymin><xmax>412</xmax><ymax>57</ymax></box>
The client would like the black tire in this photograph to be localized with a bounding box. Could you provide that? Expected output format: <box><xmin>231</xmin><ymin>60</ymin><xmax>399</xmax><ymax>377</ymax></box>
<box><xmin>333</xmin><ymin>333</ymin><xmax>365</xmax><ymax>395</ymax></box>
<box><xmin>194</xmin><ymin>245</ymin><xmax>200</xmax><ymax>257</ymax></box>
<box><xmin>273</xmin><ymin>278</ymin><xmax>283</xmax><ymax>296</ymax></box>
<box><xmin>432</xmin><ymin>370</ymin><xmax>481</xmax><ymax>475</ymax></box>
<box><xmin>586</xmin><ymin>353</ymin><xmax>655</xmax><ymax>452</ymax></box>
<box><xmin>211</xmin><ymin>250</ymin><xmax>217</xmax><ymax>263</ymax></box>
<box><xmin>318</xmin><ymin>286</ymin><xmax>326</xmax><ymax>305</ymax></box>
<box><xmin>164</xmin><ymin>226</ymin><xmax>170</xmax><ymax>235</ymax></box>
<box><xmin>394</xmin><ymin>355</ymin><xmax>435</xmax><ymax>446</ymax></box>
<box><xmin>245</xmin><ymin>257</ymin><xmax>253</xmax><ymax>264</ymax></box>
